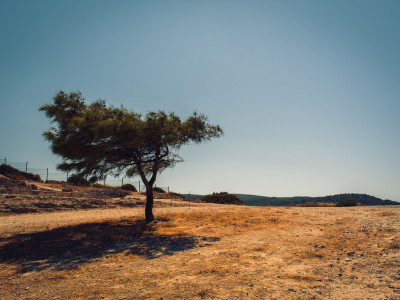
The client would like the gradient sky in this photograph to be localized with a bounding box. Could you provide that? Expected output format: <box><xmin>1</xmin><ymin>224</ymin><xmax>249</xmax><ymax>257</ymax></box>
<box><xmin>1</xmin><ymin>0</ymin><xmax>399</xmax><ymax>201</ymax></box>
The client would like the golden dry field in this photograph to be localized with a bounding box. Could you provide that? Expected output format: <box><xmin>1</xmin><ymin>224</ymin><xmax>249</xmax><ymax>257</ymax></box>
<box><xmin>0</xmin><ymin>178</ymin><xmax>399</xmax><ymax>299</ymax></box>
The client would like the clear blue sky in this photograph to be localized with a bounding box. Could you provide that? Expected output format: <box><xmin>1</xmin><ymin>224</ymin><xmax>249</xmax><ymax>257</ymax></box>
<box><xmin>1</xmin><ymin>0</ymin><xmax>399</xmax><ymax>201</ymax></box>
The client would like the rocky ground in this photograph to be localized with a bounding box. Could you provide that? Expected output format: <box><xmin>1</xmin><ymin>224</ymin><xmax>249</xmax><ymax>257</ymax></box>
<box><xmin>0</xmin><ymin>176</ymin><xmax>189</xmax><ymax>214</ymax></box>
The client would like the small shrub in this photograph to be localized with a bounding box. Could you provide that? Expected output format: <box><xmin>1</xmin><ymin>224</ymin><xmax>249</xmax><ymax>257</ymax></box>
<box><xmin>201</xmin><ymin>192</ymin><xmax>245</xmax><ymax>205</ymax></box>
<box><xmin>335</xmin><ymin>199</ymin><xmax>361</xmax><ymax>207</ymax></box>
<box><xmin>153</xmin><ymin>187</ymin><xmax>165</xmax><ymax>193</ymax></box>
<box><xmin>67</xmin><ymin>174</ymin><xmax>90</xmax><ymax>186</ymax></box>
<box><xmin>121</xmin><ymin>184</ymin><xmax>137</xmax><ymax>192</ymax></box>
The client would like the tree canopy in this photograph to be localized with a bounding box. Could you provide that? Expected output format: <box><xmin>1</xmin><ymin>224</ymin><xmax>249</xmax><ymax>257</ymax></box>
<box><xmin>40</xmin><ymin>91</ymin><xmax>223</xmax><ymax>221</ymax></box>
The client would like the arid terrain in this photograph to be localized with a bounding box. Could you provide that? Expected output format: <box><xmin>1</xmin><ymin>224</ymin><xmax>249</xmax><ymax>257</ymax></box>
<box><xmin>0</xmin><ymin>177</ymin><xmax>399</xmax><ymax>299</ymax></box>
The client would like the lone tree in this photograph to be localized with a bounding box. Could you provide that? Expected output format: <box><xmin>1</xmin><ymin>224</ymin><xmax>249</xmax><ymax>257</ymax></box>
<box><xmin>40</xmin><ymin>91</ymin><xmax>223</xmax><ymax>222</ymax></box>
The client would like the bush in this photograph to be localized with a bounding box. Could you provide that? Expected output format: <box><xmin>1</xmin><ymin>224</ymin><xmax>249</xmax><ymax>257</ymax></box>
<box><xmin>335</xmin><ymin>199</ymin><xmax>361</xmax><ymax>207</ymax></box>
<box><xmin>67</xmin><ymin>174</ymin><xmax>90</xmax><ymax>186</ymax></box>
<box><xmin>153</xmin><ymin>187</ymin><xmax>165</xmax><ymax>193</ymax></box>
<box><xmin>121</xmin><ymin>184</ymin><xmax>137</xmax><ymax>192</ymax></box>
<box><xmin>0</xmin><ymin>164</ymin><xmax>41</xmax><ymax>181</ymax></box>
<box><xmin>201</xmin><ymin>192</ymin><xmax>245</xmax><ymax>205</ymax></box>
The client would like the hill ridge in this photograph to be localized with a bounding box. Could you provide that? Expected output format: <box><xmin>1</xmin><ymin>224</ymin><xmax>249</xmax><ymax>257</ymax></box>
<box><xmin>182</xmin><ymin>193</ymin><xmax>399</xmax><ymax>206</ymax></box>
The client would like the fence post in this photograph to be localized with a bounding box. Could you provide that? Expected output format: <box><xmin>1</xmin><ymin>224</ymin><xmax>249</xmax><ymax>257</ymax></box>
<box><xmin>66</xmin><ymin>171</ymin><xmax>69</xmax><ymax>182</ymax></box>
<box><xmin>122</xmin><ymin>178</ymin><xmax>124</xmax><ymax>186</ymax></box>
<box><xmin>168</xmin><ymin>186</ymin><xmax>170</xmax><ymax>193</ymax></box>
<box><xmin>46</xmin><ymin>168</ymin><xmax>48</xmax><ymax>182</ymax></box>
<box><xmin>104</xmin><ymin>176</ymin><xmax>106</xmax><ymax>186</ymax></box>
<box><xmin>139</xmin><ymin>181</ymin><xmax>141</xmax><ymax>193</ymax></box>
<box><xmin>4</xmin><ymin>157</ymin><xmax>6</xmax><ymax>165</ymax></box>
<box><xmin>26</xmin><ymin>162</ymin><xmax>28</xmax><ymax>173</ymax></box>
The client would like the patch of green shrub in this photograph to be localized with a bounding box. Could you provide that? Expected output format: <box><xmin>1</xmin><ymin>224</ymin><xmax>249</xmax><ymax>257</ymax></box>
<box><xmin>67</xmin><ymin>174</ymin><xmax>90</xmax><ymax>186</ymax></box>
<box><xmin>121</xmin><ymin>184</ymin><xmax>138</xmax><ymax>192</ymax></box>
<box><xmin>335</xmin><ymin>199</ymin><xmax>360</xmax><ymax>207</ymax></box>
<box><xmin>0</xmin><ymin>164</ymin><xmax>41</xmax><ymax>181</ymax></box>
<box><xmin>153</xmin><ymin>187</ymin><xmax>165</xmax><ymax>193</ymax></box>
<box><xmin>201</xmin><ymin>192</ymin><xmax>245</xmax><ymax>205</ymax></box>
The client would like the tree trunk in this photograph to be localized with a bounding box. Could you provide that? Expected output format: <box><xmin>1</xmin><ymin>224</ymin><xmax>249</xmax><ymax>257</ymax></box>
<box><xmin>135</xmin><ymin>162</ymin><xmax>157</xmax><ymax>223</ymax></box>
<box><xmin>145</xmin><ymin>185</ymin><xmax>155</xmax><ymax>223</ymax></box>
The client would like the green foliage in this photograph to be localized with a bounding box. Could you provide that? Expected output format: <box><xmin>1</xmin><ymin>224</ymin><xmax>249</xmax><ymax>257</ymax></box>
<box><xmin>40</xmin><ymin>91</ymin><xmax>223</xmax><ymax>182</ymax></box>
<box><xmin>335</xmin><ymin>199</ymin><xmax>360</xmax><ymax>207</ymax></box>
<box><xmin>40</xmin><ymin>91</ymin><xmax>223</xmax><ymax>222</ymax></box>
<box><xmin>0</xmin><ymin>164</ymin><xmax>41</xmax><ymax>181</ymax></box>
<box><xmin>67</xmin><ymin>174</ymin><xmax>90</xmax><ymax>186</ymax></box>
<box><xmin>153</xmin><ymin>187</ymin><xmax>165</xmax><ymax>193</ymax></box>
<box><xmin>121</xmin><ymin>184</ymin><xmax>137</xmax><ymax>192</ymax></box>
<box><xmin>201</xmin><ymin>192</ymin><xmax>245</xmax><ymax>205</ymax></box>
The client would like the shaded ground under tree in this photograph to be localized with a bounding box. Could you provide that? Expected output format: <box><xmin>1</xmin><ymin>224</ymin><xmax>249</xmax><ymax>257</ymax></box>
<box><xmin>0</xmin><ymin>219</ymin><xmax>219</xmax><ymax>273</ymax></box>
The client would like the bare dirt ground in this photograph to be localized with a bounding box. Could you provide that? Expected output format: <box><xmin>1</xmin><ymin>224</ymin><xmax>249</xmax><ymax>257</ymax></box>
<box><xmin>0</xmin><ymin>179</ymin><xmax>399</xmax><ymax>299</ymax></box>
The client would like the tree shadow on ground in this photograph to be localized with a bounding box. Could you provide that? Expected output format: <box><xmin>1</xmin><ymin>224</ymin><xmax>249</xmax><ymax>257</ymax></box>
<box><xmin>0</xmin><ymin>219</ymin><xmax>219</xmax><ymax>273</ymax></box>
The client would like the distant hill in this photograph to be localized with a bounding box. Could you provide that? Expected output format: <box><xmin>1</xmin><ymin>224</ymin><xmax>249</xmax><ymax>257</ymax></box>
<box><xmin>181</xmin><ymin>193</ymin><xmax>399</xmax><ymax>206</ymax></box>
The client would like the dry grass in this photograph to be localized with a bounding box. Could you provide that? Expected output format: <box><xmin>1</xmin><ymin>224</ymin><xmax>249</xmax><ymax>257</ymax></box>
<box><xmin>0</xmin><ymin>198</ymin><xmax>399</xmax><ymax>299</ymax></box>
<box><xmin>154</xmin><ymin>207</ymin><xmax>283</xmax><ymax>237</ymax></box>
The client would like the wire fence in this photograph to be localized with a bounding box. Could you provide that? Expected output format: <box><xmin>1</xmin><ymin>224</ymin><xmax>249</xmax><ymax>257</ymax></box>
<box><xmin>0</xmin><ymin>157</ymin><xmax>170</xmax><ymax>192</ymax></box>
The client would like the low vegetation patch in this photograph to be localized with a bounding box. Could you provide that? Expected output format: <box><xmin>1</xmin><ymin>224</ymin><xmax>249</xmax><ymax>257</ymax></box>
<box><xmin>121</xmin><ymin>184</ymin><xmax>138</xmax><ymax>192</ymax></box>
<box><xmin>153</xmin><ymin>187</ymin><xmax>166</xmax><ymax>193</ymax></box>
<box><xmin>67</xmin><ymin>174</ymin><xmax>91</xmax><ymax>186</ymax></box>
<box><xmin>201</xmin><ymin>192</ymin><xmax>245</xmax><ymax>205</ymax></box>
<box><xmin>0</xmin><ymin>165</ymin><xmax>41</xmax><ymax>181</ymax></box>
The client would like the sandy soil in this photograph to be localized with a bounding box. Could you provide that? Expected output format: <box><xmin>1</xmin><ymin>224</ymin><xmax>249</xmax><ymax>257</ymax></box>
<box><xmin>0</xmin><ymin>204</ymin><xmax>399</xmax><ymax>299</ymax></box>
